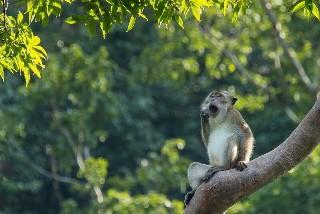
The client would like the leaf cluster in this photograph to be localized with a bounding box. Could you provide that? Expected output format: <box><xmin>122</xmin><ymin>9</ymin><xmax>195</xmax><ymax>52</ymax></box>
<box><xmin>290</xmin><ymin>0</ymin><xmax>320</xmax><ymax>20</ymax></box>
<box><xmin>0</xmin><ymin>12</ymin><xmax>46</xmax><ymax>85</ymax></box>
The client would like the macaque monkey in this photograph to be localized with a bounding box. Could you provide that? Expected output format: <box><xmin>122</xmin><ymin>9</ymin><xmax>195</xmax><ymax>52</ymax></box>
<box><xmin>185</xmin><ymin>90</ymin><xmax>254</xmax><ymax>205</ymax></box>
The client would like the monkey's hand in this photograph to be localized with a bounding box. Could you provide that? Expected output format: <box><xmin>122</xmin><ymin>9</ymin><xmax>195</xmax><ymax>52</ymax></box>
<box><xmin>200</xmin><ymin>166</ymin><xmax>224</xmax><ymax>183</ymax></box>
<box><xmin>184</xmin><ymin>189</ymin><xmax>196</xmax><ymax>206</ymax></box>
<box><xmin>235</xmin><ymin>161</ymin><xmax>248</xmax><ymax>171</ymax></box>
<box><xmin>200</xmin><ymin>109</ymin><xmax>209</xmax><ymax>119</ymax></box>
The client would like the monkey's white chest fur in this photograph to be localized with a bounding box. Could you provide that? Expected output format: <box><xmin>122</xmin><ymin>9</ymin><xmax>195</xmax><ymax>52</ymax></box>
<box><xmin>207</xmin><ymin>123</ymin><xmax>234</xmax><ymax>166</ymax></box>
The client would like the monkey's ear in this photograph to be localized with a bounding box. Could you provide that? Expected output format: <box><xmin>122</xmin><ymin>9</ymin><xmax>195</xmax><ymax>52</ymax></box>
<box><xmin>232</xmin><ymin>97</ymin><xmax>238</xmax><ymax>105</ymax></box>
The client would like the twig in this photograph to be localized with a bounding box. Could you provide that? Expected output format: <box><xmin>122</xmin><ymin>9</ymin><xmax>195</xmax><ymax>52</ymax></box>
<box><xmin>2</xmin><ymin>0</ymin><xmax>7</xmax><ymax>30</ymax></box>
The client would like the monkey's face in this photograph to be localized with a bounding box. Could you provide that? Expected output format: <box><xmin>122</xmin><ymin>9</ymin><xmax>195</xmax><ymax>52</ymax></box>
<box><xmin>201</xmin><ymin>90</ymin><xmax>237</xmax><ymax>118</ymax></box>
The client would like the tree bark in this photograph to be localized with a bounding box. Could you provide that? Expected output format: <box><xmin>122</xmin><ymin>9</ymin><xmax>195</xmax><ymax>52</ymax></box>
<box><xmin>185</xmin><ymin>96</ymin><xmax>320</xmax><ymax>214</ymax></box>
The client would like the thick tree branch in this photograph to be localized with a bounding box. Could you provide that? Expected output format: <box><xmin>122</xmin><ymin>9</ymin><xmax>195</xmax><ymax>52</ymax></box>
<box><xmin>185</xmin><ymin>97</ymin><xmax>320</xmax><ymax>213</ymax></box>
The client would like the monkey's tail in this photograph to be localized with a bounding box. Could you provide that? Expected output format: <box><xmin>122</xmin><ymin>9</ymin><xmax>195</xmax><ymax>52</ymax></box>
<box><xmin>187</xmin><ymin>162</ymin><xmax>211</xmax><ymax>189</ymax></box>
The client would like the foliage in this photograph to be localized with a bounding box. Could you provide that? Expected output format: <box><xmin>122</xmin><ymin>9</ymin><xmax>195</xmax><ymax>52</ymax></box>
<box><xmin>103</xmin><ymin>190</ymin><xmax>184</xmax><ymax>214</ymax></box>
<box><xmin>135</xmin><ymin>139</ymin><xmax>190</xmax><ymax>195</ymax></box>
<box><xmin>289</xmin><ymin>0</ymin><xmax>320</xmax><ymax>21</ymax></box>
<box><xmin>78</xmin><ymin>157</ymin><xmax>108</xmax><ymax>187</ymax></box>
<box><xmin>22</xmin><ymin>0</ymin><xmax>249</xmax><ymax>34</ymax></box>
<box><xmin>1</xmin><ymin>0</ymin><xmax>320</xmax><ymax>212</ymax></box>
<box><xmin>0</xmin><ymin>43</ymin><xmax>192</xmax><ymax>212</ymax></box>
<box><xmin>0</xmin><ymin>12</ymin><xmax>46</xmax><ymax>85</ymax></box>
<box><xmin>1</xmin><ymin>0</ymin><xmax>320</xmax><ymax>83</ymax></box>
<box><xmin>0</xmin><ymin>0</ymin><xmax>249</xmax><ymax>82</ymax></box>
<box><xmin>59</xmin><ymin>190</ymin><xmax>184</xmax><ymax>214</ymax></box>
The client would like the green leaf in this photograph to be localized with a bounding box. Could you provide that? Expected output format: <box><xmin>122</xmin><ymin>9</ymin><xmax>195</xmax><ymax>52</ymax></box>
<box><xmin>52</xmin><ymin>1</ymin><xmax>62</xmax><ymax>9</ymax></box>
<box><xmin>30</xmin><ymin>49</ymin><xmax>44</xmax><ymax>66</ymax></box>
<box><xmin>127</xmin><ymin>16</ymin><xmax>136</xmax><ymax>32</ymax></box>
<box><xmin>65</xmin><ymin>17</ymin><xmax>77</xmax><ymax>24</ymax></box>
<box><xmin>174</xmin><ymin>15</ymin><xmax>184</xmax><ymax>29</ymax></box>
<box><xmin>51</xmin><ymin>1</ymin><xmax>62</xmax><ymax>16</ymax></box>
<box><xmin>312</xmin><ymin>2</ymin><xmax>320</xmax><ymax>20</ymax></box>
<box><xmin>28</xmin><ymin>63</ymin><xmax>41</xmax><ymax>78</ymax></box>
<box><xmin>23</xmin><ymin>68</ymin><xmax>31</xmax><ymax>86</ymax></box>
<box><xmin>33</xmin><ymin>45</ymin><xmax>48</xmax><ymax>58</ymax></box>
<box><xmin>305</xmin><ymin>0</ymin><xmax>313</xmax><ymax>11</ymax></box>
<box><xmin>223</xmin><ymin>0</ymin><xmax>229</xmax><ymax>15</ymax></box>
<box><xmin>17</xmin><ymin>12</ymin><xmax>24</xmax><ymax>24</ymax></box>
<box><xmin>105</xmin><ymin>0</ymin><xmax>115</xmax><ymax>5</ymax></box>
<box><xmin>181</xmin><ymin>3</ymin><xmax>189</xmax><ymax>16</ymax></box>
<box><xmin>86</xmin><ymin>20</ymin><xmax>96</xmax><ymax>37</ymax></box>
<box><xmin>30</xmin><ymin>36</ymin><xmax>41</xmax><ymax>46</ymax></box>
<box><xmin>191</xmin><ymin>5</ymin><xmax>201</xmax><ymax>21</ymax></box>
<box><xmin>99</xmin><ymin>22</ymin><xmax>107</xmax><ymax>39</ymax></box>
<box><xmin>26</xmin><ymin>1</ymin><xmax>34</xmax><ymax>12</ymax></box>
<box><xmin>158</xmin><ymin>10</ymin><xmax>170</xmax><ymax>25</ymax></box>
<box><xmin>289</xmin><ymin>0</ymin><xmax>305</xmax><ymax>12</ymax></box>
<box><xmin>155</xmin><ymin>1</ymin><xmax>166</xmax><ymax>20</ymax></box>
<box><xmin>304</xmin><ymin>7</ymin><xmax>312</xmax><ymax>17</ymax></box>
<box><xmin>52</xmin><ymin>7</ymin><xmax>61</xmax><ymax>16</ymax></box>
<box><xmin>111</xmin><ymin>4</ymin><xmax>119</xmax><ymax>15</ymax></box>
<box><xmin>138</xmin><ymin>13</ymin><xmax>148</xmax><ymax>21</ymax></box>
<box><xmin>100</xmin><ymin>17</ymin><xmax>111</xmax><ymax>39</ymax></box>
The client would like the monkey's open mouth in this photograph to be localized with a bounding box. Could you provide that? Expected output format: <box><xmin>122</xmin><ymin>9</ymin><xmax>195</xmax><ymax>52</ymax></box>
<box><xmin>209</xmin><ymin>103</ymin><xmax>219</xmax><ymax>114</ymax></box>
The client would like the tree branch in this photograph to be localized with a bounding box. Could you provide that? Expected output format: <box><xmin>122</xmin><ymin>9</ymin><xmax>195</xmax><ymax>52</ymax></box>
<box><xmin>2</xmin><ymin>0</ymin><xmax>7</xmax><ymax>30</ymax></box>
<box><xmin>58</xmin><ymin>125</ymin><xmax>104</xmax><ymax>203</ymax></box>
<box><xmin>261</xmin><ymin>0</ymin><xmax>318</xmax><ymax>93</ymax></box>
<box><xmin>185</xmin><ymin>97</ymin><xmax>320</xmax><ymax>213</ymax></box>
<box><xmin>199</xmin><ymin>25</ymin><xmax>300</xmax><ymax>123</ymax></box>
<box><xmin>27</xmin><ymin>157</ymin><xmax>82</xmax><ymax>185</ymax></box>
<box><xmin>7</xmin><ymin>140</ymin><xmax>82</xmax><ymax>185</ymax></box>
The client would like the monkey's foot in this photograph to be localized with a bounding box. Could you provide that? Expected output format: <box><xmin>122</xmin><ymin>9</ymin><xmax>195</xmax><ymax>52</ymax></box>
<box><xmin>235</xmin><ymin>161</ymin><xmax>247</xmax><ymax>171</ymax></box>
<box><xmin>200</xmin><ymin>167</ymin><xmax>224</xmax><ymax>183</ymax></box>
<box><xmin>184</xmin><ymin>189</ymin><xmax>196</xmax><ymax>206</ymax></box>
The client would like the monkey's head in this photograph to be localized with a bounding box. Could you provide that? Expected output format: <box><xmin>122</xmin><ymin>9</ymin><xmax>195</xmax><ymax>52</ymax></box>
<box><xmin>201</xmin><ymin>90</ymin><xmax>237</xmax><ymax>118</ymax></box>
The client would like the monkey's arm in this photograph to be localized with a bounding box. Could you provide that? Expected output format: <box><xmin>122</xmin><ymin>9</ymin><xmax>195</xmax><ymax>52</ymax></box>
<box><xmin>237</xmin><ymin>124</ymin><xmax>254</xmax><ymax>165</ymax></box>
<box><xmin>200</xmin><ymin>116</ymin><xmax>210</xmax><ymax>147</ymax></box>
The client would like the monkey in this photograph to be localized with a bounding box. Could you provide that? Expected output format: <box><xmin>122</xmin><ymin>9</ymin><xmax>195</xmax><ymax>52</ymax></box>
<box><xmin>184</xmin><ymin>90</ymin><xmax>254</xmax><ymax>206</ymax></box>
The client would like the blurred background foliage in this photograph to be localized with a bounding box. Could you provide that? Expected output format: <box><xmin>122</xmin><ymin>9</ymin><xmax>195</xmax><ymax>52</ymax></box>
<box><xmin>1</xmin><ymin>0</ymin><xmax>320</xmax><ymax>213</ymax></box>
